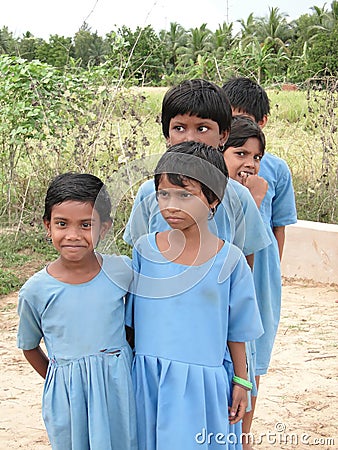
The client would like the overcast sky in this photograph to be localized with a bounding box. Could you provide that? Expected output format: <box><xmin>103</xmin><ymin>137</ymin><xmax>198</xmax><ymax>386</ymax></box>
<box><xmin>1</xmin><ymin>0</ymin><xmax>328</xmax><ymax>39</ymax></box>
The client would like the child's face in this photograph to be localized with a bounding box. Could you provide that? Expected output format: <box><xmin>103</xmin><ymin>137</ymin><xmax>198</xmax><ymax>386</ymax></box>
<box><xmin>223</xmin><ymin>137</ymin><xmax>263</xmax><ymax>183</ymax></box>
<box><xmin>157</xmin><ymin>174</ymin><xmax>217</xmax><ymax>232</ymax></box>
<box><xmin>166</xmin><ymin>114</ymin><xmax>228</xmax><ymax>148</ymax></box>
<box><xmin>43</xmin><ymin>200</ymin><xmax>111</xmax><ymax>262</ymax></box>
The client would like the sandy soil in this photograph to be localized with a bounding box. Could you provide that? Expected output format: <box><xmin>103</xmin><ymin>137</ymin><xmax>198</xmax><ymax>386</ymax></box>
<box><xmin>0</xmin><ymin>281</ymin><xmax>337</xmax><ymax>449</ymax></box>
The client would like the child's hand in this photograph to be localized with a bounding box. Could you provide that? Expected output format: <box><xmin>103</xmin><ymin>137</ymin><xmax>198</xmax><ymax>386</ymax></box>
<box><xmin>239</xmin><ymin>172</ymin><xmax>268</xmax><ymax>208</ymax></box>
<box><xmin>228</xmin><ymin>385</ymin><xmax>248</xmax><ymax>424</ymax></box>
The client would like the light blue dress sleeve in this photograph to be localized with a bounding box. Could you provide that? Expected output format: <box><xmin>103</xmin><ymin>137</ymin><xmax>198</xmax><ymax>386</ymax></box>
<box><xmin>270</xmin><ymin>159</ymin><xmax>297</xmax><ymax>226</ymax></box>
<box><xmin>259</xmin><ymin>153</ymin><xmax>297</xmax><ymax>227</ymax></box>
<box><xmin>17</xmin><ymin>286</ymin><xmax>43</xmax><ymax>350</ymax></box>
<box><xmin>227</xmin><ymin>251</ymin><xmax>264</xmax><ymax>342</ymax></box>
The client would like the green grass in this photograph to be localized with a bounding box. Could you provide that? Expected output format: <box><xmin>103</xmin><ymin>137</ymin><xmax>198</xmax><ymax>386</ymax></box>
<box><xmin>0</xmin><ymin>229</ymin><xmax>57</xmax><ymax>296</ymax></box>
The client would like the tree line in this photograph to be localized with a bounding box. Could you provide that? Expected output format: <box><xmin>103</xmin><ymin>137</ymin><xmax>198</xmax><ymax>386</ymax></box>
<box><xmin>0</xmin><ymin>3</ymin><xmax>337</xmax><ymax>86</ymax></box>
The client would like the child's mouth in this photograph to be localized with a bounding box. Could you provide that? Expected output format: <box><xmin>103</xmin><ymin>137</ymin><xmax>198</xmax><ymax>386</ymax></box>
<box><xmin>239</xmin><ymin>171</ymin><xmax>254</xmax><ymax>177</ymax></box>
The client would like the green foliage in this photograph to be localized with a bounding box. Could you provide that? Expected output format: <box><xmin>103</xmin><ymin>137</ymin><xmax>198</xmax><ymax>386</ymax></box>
<box><xmin>36</xmin><ymin>35</ymin><xmax>74</xmax><ymax>67</ymax></box>
<box><xmin>306</xmin><ymin>23</ymin><xmax>338</xmax><ymax>76</ymax></box>
<box><xmin>0</xmin><ymin>229</ymin><xmax>58</xmax><ymax>295</ymax></box>
<box><xmin>74</xmin><ymin>23</ymin><xmax>107</xmax><ymax>68</ymax></box>
<box><xmin>0</xmin><ymin>269</ymin><xmax>21</xmax><ymax>295</ymax></box>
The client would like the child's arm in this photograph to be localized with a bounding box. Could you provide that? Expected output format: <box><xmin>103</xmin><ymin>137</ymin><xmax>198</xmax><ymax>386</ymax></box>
<box><xmin>23</xmin><ymin>346</ymin><xmax>49</xmax><ymax>379</ymax></box>
<box><xmin>125</xmin><ymin>325</ymin><xmax>134</xmax><ymax>349</ymax></box>
<box><xmin>245</xmin><ymin>254</ymin><xmax>254</xmax><ymax>270</ymax></box>
<box><xmin>227</xmin><ymin>341</ymin><xmax>248</xmax><ymax>424</ymax></box>
<box><xmin>273</xmin><ymin>225</ymin><xmax>285</xmax><ymax>260</ymax></box>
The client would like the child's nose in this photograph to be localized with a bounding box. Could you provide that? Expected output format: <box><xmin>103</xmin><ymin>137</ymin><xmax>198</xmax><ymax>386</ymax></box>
<box><xmin>65</xmin><ymin>227</ymin><xmax>82</xmax><ymax>239</ymax></box>
<box><xmin>184</xmin><ymin>130</ymin><xmax>199</xmax><ymax>142</ymax></box>
<box><xmin>244</xmin><ymin>157</ymin><xmax>255</xmax><ymax>168</ymax></box>
<box><xmin>166</xmin><ymin>198</ymin><xmax>180</xmax><ymax>210</ymax></box>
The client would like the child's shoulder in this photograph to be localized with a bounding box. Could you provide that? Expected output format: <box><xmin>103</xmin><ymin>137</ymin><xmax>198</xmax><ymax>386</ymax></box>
<box><xmin>137</xmin><ymin>179</ymin><xmax>155</xmax><ymax>196</ymax></box>
<box><xmin>19</xmin><ymin>266</ymin><xmax>52</xmax><ymax>306</ymax></box>
<box><xmin>217</xmin><ymin>241</ymin><xmax>251</xmax><ymax>283</ymax></box>
<box><xmin>101</xmin><ymin>253</ymin><xmax>133</xmax><ymax>291</ymax></box>
<box><xmin>261</xmin><ymin>152</ymin><xmax>291</xmax><ymax>173</ymax></box>
<box><xmin>20</xmin><ymin>266</ymin><xmax>48</xmax><ymax>291</ymax></box>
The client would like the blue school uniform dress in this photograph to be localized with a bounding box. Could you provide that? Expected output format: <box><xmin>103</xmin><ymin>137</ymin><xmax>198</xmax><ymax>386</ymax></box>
<box><xmin>126</xmin><ymin>233</ymin><xmax>264</xmax><ymax>450</ymax></box>
<box><xmin>253</xmin><ymin>153</ymin><xmax>297</xmax><ymax>375</ymax></box>
<box><xmin>124</xmin><ymin>178</ymin><xmax>270</xmax><ymax>399</ymax></box>
<box><xmin>17</xmin><ymin>255</ymin><xmax>137</xmax><ymax>450</ymax></box>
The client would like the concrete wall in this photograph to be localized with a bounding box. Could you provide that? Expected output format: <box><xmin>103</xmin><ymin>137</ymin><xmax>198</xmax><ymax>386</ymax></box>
<box><xmin>281</xmin><ymin>220</ymin><xmax>338</xmax><ymax>285</ymax></box>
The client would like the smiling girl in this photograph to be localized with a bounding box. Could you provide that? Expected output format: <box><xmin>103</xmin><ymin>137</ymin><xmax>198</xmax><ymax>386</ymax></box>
<box><xmin>17</xmin><ymin>173</ymin><xmax>137</xmax><ymax>450</ymax></box>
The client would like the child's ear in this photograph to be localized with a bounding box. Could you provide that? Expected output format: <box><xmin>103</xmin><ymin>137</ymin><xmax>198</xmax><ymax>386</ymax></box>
<box><xmin>165</xmin><ymin>136</ymin><xmax>171</xmax><ymax>148</ymax></box>
<box><xmin>219</xmin><ymin>130</ymin><xmax>229</xmax><ymax>146</ymax></box>
<box><xmin>258</xmin><ymin>115</ymin><xmax>268</xmax><ymax>129</ymax></box>
<box><xmin>209</xmin><ymin>199</ymin><xmax>220</xmax><ymax>210</ymax></box>
<box><xmin>43</xmin><ymin>219</ymin><xmax>51</xmax><ymax>236</ymax></box>
<box><xmin>100</xmin><ymin>219</ymin><xmax>112</xmax><ymax>240</ymax></box>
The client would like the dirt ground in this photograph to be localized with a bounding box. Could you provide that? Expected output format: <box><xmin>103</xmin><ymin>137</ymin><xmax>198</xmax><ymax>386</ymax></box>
<box><xmin>0</xmin><ymin>280</ymin><xmax>337</xmax><ymax>449</ymax></box>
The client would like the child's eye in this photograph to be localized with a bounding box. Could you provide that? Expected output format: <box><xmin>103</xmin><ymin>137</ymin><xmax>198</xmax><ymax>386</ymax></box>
<box><xmin>254</xmin><ymin>154</ymin><xmax>263</xmax><ymax>161</ymax></box>
<box><xmin>198</xmin><ymin>126</ymin><xmax>208</xmax><ymax>132</ymax></box>
<box><xmin>56</xmin><ymin>221</ymin><xmax>66</xmax><ymax>227</ymax></box>
<box><xmin>235</xmin><ymin>151</ymin><xmax>245</xmax><ymax>157</ymax></box>
<box><xmin>82</xmin><ymin>222</ymin><xmax>92</xmax><ymax>228</ymax></box>
<box><xmin>156</xmin><ymin>190</ymin><xmax>169</xmax><ymax>199</ymax></box>
<box><xmin>180</xmin><ymin>192</ymin><xmax>192</xmax><ymax>198</ymax></box>
<box><xmin>173</xmin><ymin>125</ymin><xmax>184</xmax><ymax>132</ymax></box>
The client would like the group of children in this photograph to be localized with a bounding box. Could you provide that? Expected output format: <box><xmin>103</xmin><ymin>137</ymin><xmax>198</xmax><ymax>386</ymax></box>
<box><xmin>17</xmin><ymin>77</ymin><xmax>297</xmax><ymax>450</ymax></box>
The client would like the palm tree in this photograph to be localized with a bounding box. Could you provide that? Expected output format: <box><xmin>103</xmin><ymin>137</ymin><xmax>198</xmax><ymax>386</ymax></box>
<box><xmin>159</xmin><ymin>22</ymin><xmax>187</xmax><ymax>71</ymax></box>
<box><xmin>237</xmin><ymin>13</ymin><xmax>257</xmax><ymax>46</ymax></box>
<box><xmin>178</xmin><ymin>24</ymin><xmax>213</xmax><ymax>65</ymax></box>
<box><xmin>310</xmin><ymin>0</ymin><xmax>338</xmax><ymax>31</ymax></box>
<box><xmin>255</xmin><ymin>7</ymin><xmax>293</xmax><ymax>53</ymax></box>
<box><xmin>213</xmin><ymin>22</ymin><xmax>236</xmax><ymax>59</ymax></box>
<box><xmin>0</xmin><ymin>26</ymin><xmax>16</xmax><ymax>55</ymax></box>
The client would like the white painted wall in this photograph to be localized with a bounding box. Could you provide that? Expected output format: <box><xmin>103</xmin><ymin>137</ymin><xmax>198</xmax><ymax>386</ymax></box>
<box><xmin>281</xmin><ymin>220</ymin><xmax>338</xmax><ymax>285</ymax></box>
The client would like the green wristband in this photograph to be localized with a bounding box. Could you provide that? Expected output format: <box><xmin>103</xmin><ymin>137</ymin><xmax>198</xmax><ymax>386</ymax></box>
<box><xmin>232</xmin><ymin>376</ymin><xmax>253</xmax><ymax>391</ymax></box>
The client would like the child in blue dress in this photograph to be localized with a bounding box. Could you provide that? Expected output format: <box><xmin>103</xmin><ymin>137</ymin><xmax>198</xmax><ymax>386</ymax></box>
<box><xmin>223</xmin><ymin>78</ymin><xmax>297</xmax><ymax>448</ymax></box>
<box><xmin>126</xmin><ymin>141</ymin><xmax>264</xmax><ymax>450</ymax></box>
<box><xmin>17</xmin><ymin>173</ymin><xmax>137</xmax><ymax>450</ymax></box>
<box><xmin>123</xmin><ymin>79</ymin><xmax>271</xmax><ymax>270</ymax></box>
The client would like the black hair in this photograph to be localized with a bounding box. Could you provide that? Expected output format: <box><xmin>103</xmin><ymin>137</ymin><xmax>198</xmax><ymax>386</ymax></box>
<box><xmin>154</xmin><ymin>141</ymin><xmax>228</xmax><ymax>206</ymax></box>
<box><xmin>222</xmin><ymin>77</ymin><xmax>270</xmax><ymax>123</ymax></box>
<box><xmin>222</xmin><ymin>115</ymin><xmax>266</xmax><ymax>155</ymax></box>
<box><xmin>43</xmin><ymin>172</ymin><xmax>111</xmax><ymax>222</ymax></box>
<box><xmin>161</xmin><ymin>79</ymin><xmax>232</xmax><ymax>138</ymax></box>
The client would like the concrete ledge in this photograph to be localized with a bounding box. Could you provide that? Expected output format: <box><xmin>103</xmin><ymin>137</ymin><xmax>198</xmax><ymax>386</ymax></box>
<box><xmin>281</xmin><ymin>220</ymin><xmax>338</xmax><ymax>285</ymax></box>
